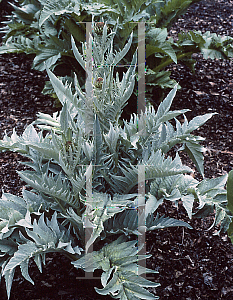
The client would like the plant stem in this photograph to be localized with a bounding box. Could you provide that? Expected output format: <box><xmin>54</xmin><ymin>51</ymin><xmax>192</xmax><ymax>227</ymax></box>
<box><xmin>153</xmin><ymin>51</ymin><xmax>194</xmax><ymax>72</ymax></box>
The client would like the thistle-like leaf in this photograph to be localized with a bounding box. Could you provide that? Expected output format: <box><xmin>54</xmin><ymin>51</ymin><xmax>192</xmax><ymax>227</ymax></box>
<box><xmin>193</xmin><ymin>175</ymin><xmax>232</xmax><ymax>233</ymax></box>
<box><xmin>150</xmin><ymin>174</ymin><xmax>198</xmax><ymax>218</ymax></box>
<box><xmin>104</xmin><ymin>208</ymin><xmax>192</xmax><ymax>236</ymax></box>
<box><xmin>110</xmin><ymin>151</ymin><xmax>192</xmax><ymax>194</ymax></box>
<box><xmin>0</xmin><ymin>190</ymin><xmax>50</xmax><ymax>238</ymax></box>
<box><xmin>81</xmin><ymin>193</ymin><xmax>135</xmax><ymax>252</ymax></box>
<box><xmin>0</xmin><ymin>35</ymin><xmax>39</xmax><ymax>55</ymax></box>
<box><xmin>146</xmin><ymin>213</ymin><xmax>192</xmax><ymax>231</ymax></box>
<box><xmin>2</xmin><ymin>212</ymin><xmax>82</xmax><ymax>299</ymax></box>
<box><xmin>46</xmin><ymin>66</ymin><xmax>82</xmax><ymax>109</ymax></box>
<box><xmin>73</xmin><ymin>237</ymin><xmax>159</xmax><ymax>300</ymax></box>
<box><xmin>39</xmin><ymin>0</ymin><xmax>79</xmax><ymax>27</ymax></box>
<box><xmin>17</xmin><ymin>171</ymin><xmax>78</xmax><ymax>208</ymax></box>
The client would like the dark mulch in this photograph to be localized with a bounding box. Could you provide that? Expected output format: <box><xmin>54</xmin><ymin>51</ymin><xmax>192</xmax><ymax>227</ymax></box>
<box><xmin>0</xmin><ymin>0</ymin><xmax>233</xmax><ymax>299</ymax></box>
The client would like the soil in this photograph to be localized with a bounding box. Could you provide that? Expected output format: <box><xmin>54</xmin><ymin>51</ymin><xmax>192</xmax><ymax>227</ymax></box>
<box><xmin>0</xmin><ymin>0</ymin><xmax>233</xmax><ymax>299</ymax></box>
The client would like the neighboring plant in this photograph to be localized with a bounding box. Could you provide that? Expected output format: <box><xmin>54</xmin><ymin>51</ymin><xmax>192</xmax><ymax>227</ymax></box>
<box><xmin>227</xmin><ymin>170</ymin><xmax>233</xmax><ymax>243</ymax></box>
<box><xmin>0</xmin><ymin>25</ymin><xmax>232</xmax><ymax>300</ymax></box>
<box><xmin>0</xmin><ymin>0</ymin><xmax>233</xmax><ymax>107</ymax></box>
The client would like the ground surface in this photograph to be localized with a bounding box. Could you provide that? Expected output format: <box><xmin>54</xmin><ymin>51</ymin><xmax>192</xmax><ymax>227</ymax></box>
<box><xmin>0</xmin><ymin>0</ymin><xmax>233</xmax><ymax>299</ymax></box>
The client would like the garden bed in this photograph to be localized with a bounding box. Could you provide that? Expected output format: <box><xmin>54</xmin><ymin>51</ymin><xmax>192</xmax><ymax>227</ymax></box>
<box><xmin>0</xmin><ymin>0</ymin><xmax>233</xmax><ymax>299</ymax></box>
